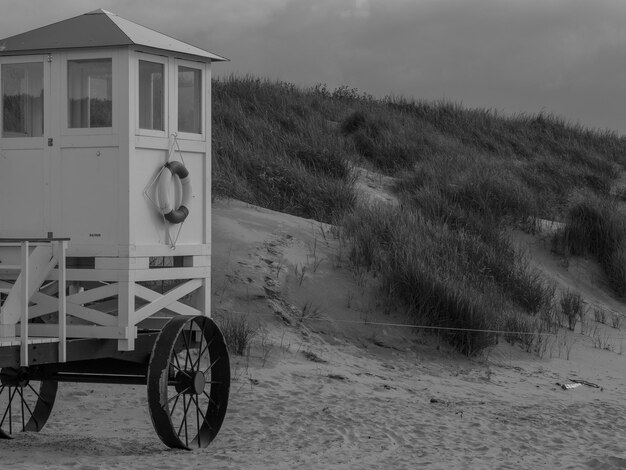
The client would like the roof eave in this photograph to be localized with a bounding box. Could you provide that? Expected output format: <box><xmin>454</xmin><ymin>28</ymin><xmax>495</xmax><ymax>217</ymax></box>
<box><xmin>132</xmin><ymin>44</ymin><xmax>229</xmax><ymax>62</ymax></box>
<box><xmin>0</xmin><ymin>44</ymin><xmax>229</xmax><ymax>63</ymax></box>
<box><xmin>0</xmin><ymin>44</ymin><xmax>128</xmax><ymax>56</ymax></box>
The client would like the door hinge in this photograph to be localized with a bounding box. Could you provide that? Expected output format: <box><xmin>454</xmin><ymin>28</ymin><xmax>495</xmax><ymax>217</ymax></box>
<box><xmin>48</xmin><ymin>138</ymin><xmax>53</xmax><ymax>147</ymax></box>
<box><xmin>47</xmin><ymin>54</ymin><xmax>52</xmax><ymax>63</ymax></box>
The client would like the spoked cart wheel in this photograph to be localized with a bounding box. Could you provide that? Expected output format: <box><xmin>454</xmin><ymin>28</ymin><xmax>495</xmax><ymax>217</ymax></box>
<box><xmin>0</xmin><ymin>368</ymin><xmax>57</xmax><ymax>438</ymax></box>
<box><xmin>147</xmin><ymin>315</ymin><xmax>230</xmax><ymax>450</ymax></box>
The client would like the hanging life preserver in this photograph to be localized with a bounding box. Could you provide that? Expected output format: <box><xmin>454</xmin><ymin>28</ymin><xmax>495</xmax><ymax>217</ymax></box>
<box><xmin>157</xmin><ymin>161</ymin><xmax>192</xmax><ymax>224</ymax></box>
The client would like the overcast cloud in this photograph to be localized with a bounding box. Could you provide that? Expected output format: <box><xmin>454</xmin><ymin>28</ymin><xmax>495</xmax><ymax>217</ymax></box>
<box><xmin>1</xmin><ymin>0</ymin><xmax>625</xmax><ymax>133</ymax></box>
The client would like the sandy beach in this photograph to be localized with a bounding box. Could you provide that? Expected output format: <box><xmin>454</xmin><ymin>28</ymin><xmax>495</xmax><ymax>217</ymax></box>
<box><xmin>2</xmin><ymin>197</ymin><xmax>626</xmax><ymax>469</ymax></box>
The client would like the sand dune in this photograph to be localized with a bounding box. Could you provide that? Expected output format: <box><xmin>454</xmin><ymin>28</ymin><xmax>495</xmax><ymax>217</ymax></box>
<box><xmin>2</xmin><ymin>197</ymin><xmax>626</xmax><ymax>469</ymax></box>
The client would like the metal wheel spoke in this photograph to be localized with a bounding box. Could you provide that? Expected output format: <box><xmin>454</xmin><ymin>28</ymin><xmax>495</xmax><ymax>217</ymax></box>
<box><xmin>194</xmin><ymin>334</ymin><xmax>216</xmax><ymax>372</ymax></box>
<box><xmin>169</xmin><ymin>392</ymin><xmax>182</xmax><ymax>418</ymax></box>
<box><xmin>193</xmin><ymin>329</ymin><xmax>205</xmax><ymax>372</ymax></box>
<box><xmin>176</xmin><ymin>394</ymin><xmax>192</xmax><ymax>438</ymax></box>
<box><xmin>173</xmin><ymin>350</ymin><xmax>183</xmax><ymax>371</ymax></box>
<box><xmin>197</xmin><ymin>336</ymin><xmax>216</xmax><ymax>366</ymax></box>
<box><xmin>170</xmin><ymin>362</ymin><xmax>192</xmax><ymax>378</ymax></box>
<box><xmin>17</xmin><ymin>388</ymin><xmax>25</xmax><ymax>432</ymax></box>
<box><xmin>187</xmin><ymin>323</ymin><xmax>195</xmax><ymax>372</ymax></box>
<box><xmin>1</xmin><ymin>387</ymin><xmax>16</xmax><ymax>429</ymax></box>
<box><xmin>196</xmin><ymin>395</ymin><xmax>215</xmax><ymax>434</ymax></box>
<box><xmin>202</xmin><ymin>390</ymin><xmax>219</xmax><ymax>409</ymax></box>
<box><xmin>21</xmin><ymin>394</ymin><xmax>38</xmax><ymax>430</ymax></box>
<box><xmin>182</xmin><ymin>329</ymin><xmax>191</xmax><ymax>371</ymax></box>
<box><xmin>176</xmin><ymin>395</ymin><xmax>187</xmax><ymax>437</ymax></box>
<box><xmin>27</xmin><ymin>383</ymin><xmax>52</xmax><ymax>410</ymax></box>
<box><xmin>194</xmin><ymin>395</ymin><xmax>209</xmax><ymax>424</ymax></box>
<box><xmin>176</xmin><ymin>395</ymin><xmax>192</xmax><ymax>448</ymax></box>
<box><xmin>192</xmin><ymin>394</ymin><xmax>201</xmax><ymax>448</ymax></box>
<box><xmin>193</xmin><ymin>394</ymin><xmax>211</xmax><ymax>432</ymax></box>
<box><xmin>8</xmin><ymin>387</ymin><xmax>15</xmax><ymax>434</ymax></box>
<box><xmin>166</xmin><ymin>387</ymin><xmax>190</xmax><ymax>407</ymax></box>
<box><xmin>203</xmin><ymin>356</ymin><xmax>221</xmax><ymax>375</ymax></box>
<box><xmin>184</xmin><ymin>396</ymin><xmax>189</xmax><ymax>448</ymax></box>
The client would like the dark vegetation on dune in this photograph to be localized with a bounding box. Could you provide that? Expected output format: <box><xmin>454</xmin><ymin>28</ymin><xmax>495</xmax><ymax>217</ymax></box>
<box><xmin>212</xmin><ymin>75</ymin><xmax>626</xmax><ymax>355</ymax></box>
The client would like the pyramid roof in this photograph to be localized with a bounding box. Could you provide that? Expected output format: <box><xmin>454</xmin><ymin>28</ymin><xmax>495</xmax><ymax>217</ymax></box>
<box><xmin>0</xmin><ymin>9</ymin><xmax>227</xmax><ymax>62</ymax></box>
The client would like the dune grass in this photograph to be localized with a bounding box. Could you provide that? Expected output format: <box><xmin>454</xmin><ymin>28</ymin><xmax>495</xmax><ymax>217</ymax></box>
<box><xmin>341</xmin><ymin>204</ymin><xmax>555</xmax><ymax>355</ymax></box>
<box><xmin>553</xmin><ymin>193</ymin><xmax>626</xmax><ymax>296</ymax></box>
<box><xmin>212</xmin><ymin>75</ymin><xmax>626</xmax><ymax>355</ymax></box>
<box><xmin>212</xmin><ymin>76</ymin><xmax>356</xmax><ymax>223</ymax></box>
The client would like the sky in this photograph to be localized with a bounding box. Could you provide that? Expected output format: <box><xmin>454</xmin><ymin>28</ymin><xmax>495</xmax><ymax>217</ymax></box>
<box><xmin>1</xmin><ymin>0</ymin><xmax>625</xmax><ymax>134</ymax></box>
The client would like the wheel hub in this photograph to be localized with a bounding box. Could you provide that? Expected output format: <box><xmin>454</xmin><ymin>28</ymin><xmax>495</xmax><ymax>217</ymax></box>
<box><xmin>0</xmin><ymin>368</ymin><xmax>29</xmax><ymax>388</ymax></box>
<box><xmin>192</xmin><ymin>371</ymin><xmax>205</xmax><ymax>395</ymax></box>
<box><xmin>174</xmin><ymin>370</ymin><xmax>206</xmax><ymax>395</ymax></box>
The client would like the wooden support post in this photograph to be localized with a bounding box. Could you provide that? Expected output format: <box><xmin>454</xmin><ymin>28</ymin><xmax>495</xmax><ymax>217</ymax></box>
<box><xmin>194</xmin><ymin>277</ymin><xmax>211</xmax><ymax>318</ymax></box>
<box><xmin>117</xmin><ymin>278</ymin><xmax>136</xmax><ymax>351</ymax></box>
<box><xmin>20</xmin><ymin>241</ymin><xmax>29</xmax><ymax>366</ymax></box>
<box><xmin>57</xmin><ymin>240</ymin><xmax>67</xmax><ymax>362</ymax></box>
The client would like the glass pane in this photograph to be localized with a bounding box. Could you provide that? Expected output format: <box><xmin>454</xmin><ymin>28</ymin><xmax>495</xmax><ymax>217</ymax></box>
<box><xmin>68</xmin><ymin>59</ymin><xmax>112</xmax><ymax>128</ymax></box>
<box><xmin>2</xmin><ymin>62</ymin><xmax>44</xmax><ymax>138</ymax></box>
<box><xmin>139</xmin><ymin>60</ymin><xmax>164</xmax><ymax>131</ymax></box>
<box><xmin>178</xmin><ymin>66</ymin><xmax>201</xmax><ymax>134</ymax></box>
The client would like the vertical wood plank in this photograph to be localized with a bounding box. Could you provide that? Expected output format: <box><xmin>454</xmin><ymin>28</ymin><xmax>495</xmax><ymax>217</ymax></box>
<box><xmin>57</xmin><ymin>240</ymin><xmax>67</xmax><ymax>362</ymax></box>
<box><xmin>117</xmin><ymin>276</ymin><xmax>136</xmax><ymax>351</ymax></box>
<box><xmin>20</xmin><ymin>241</ymin><xmax>29</xmax><ymax>366</ymax></box>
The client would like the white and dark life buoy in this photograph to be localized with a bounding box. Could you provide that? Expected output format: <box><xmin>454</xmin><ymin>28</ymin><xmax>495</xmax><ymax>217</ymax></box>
<box><xmin>157</xmin><ymin>161</ymin><xmax>192</xmax><ymax>224</ymax></box>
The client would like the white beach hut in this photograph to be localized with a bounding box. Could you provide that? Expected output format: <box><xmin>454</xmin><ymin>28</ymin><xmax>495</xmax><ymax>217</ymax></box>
<box><xmin>0</xmin><ymin>10</ymin><xmax>226</xmax><ymax>351</ymax></box>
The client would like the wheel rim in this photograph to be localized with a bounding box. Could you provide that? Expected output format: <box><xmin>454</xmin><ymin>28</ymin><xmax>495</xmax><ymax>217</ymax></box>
<box><xmin>147</xmin><ymin>316</ymin><xmax>230</xmax><ymax>450</ymax></box>
<box><xmin>0</xmin><ymin>368</ymin><xmax>57</xmax><ymax>438</ymax></box>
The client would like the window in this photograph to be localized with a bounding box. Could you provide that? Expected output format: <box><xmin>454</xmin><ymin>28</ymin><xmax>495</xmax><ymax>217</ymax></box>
<box><xmin>2</xmin><ymin>62</ymin><xmax>43</xmax><ymax>138</ymax></box>
<box><xmin>139</xmin><ymin>60</ymin><xmax>164</xmax><ymax>131</ymax></box>
<box><xmin>178</xmin><ymin>66</ymin><xmax>201</xmax><ymax>134</ymax></box>
<box><xmin>68</xmin><ymin>59</ymin><xmax>112</xmax><ymax>128</ymax></box>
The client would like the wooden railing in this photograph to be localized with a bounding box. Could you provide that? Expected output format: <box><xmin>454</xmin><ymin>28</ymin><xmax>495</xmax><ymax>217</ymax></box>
<box><xmin>0</xmin><ymin>238</ymin><xmax>70</xmax><ymax>366</ymax></box>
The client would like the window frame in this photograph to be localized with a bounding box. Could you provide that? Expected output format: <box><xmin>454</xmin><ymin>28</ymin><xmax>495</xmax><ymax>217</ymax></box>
<box><xmin>62</xmin><ymin>50</ymin><xmax>117</xmax><ymax>136</ymax></box>
<box><xmin>1</xmin><ymin>61</ymin><xmax>45</xmax><ymax>139</ymax></box>
<box><xmin>135</xmin><ymin>53</ymin><xmax>168</xmax><ymax>138</ymax></box>
<box><xmin>0</xmin><ymin>55</ymin><xmax>47</xmax><ymax>148</ymax></box>
<box><xmin>174</xmin><ymin>59</ymin><xmax>205</xmax><ymax>141</ymax></box>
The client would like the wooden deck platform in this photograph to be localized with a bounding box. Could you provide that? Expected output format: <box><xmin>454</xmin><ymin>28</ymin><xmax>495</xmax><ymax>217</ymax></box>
<box><xmin>0</xmin><ymin>336</ymin><xmax>60</xmax><ymax>347</ymax></box>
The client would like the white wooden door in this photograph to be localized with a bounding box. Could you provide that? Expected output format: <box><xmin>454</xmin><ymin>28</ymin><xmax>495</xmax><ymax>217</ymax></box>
<box><xmin>0</xmin><ymin>55</ymin><xmax>51</xmax><ymax>238</ymax></box>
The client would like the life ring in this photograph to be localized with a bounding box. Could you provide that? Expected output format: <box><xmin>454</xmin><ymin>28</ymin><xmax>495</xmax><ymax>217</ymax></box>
<box><xmin>157</xmin><ymin>161</ymin><xmax>192</xmax><ymax>224</ymax></box>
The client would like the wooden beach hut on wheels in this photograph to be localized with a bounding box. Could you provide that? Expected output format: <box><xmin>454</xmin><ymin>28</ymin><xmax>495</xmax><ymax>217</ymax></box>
<box><xmin>0</xmin><ymin>10</ymin><xmax>231</xmax><ymax>449</ymax></box>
